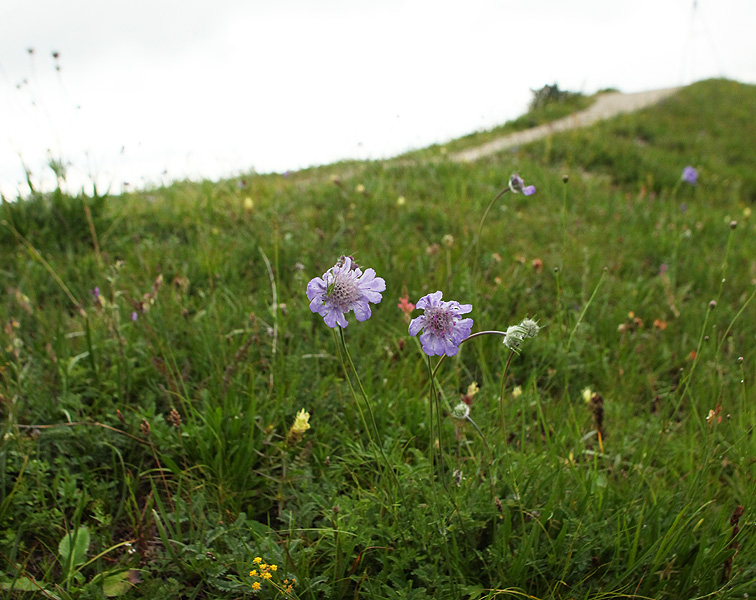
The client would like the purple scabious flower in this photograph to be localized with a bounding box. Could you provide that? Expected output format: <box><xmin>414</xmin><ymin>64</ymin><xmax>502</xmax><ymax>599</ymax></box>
<box><xmin>682</xmin><ymin>166</ymin><xmax>698</xmax><ymax>185</ymax></box>
<box><xmin>408</xmin><ymin>291</ymin><xmax>473</xmax><ymax>357</ymax></box>
<box><xmin>509</xmin><ymin>173</ymin><xmax>536</xmax><ymax>196</ymax></box>
<box><xmin>307</xmin><ymin>256</ymin><xmax>386</xmax><ymax>328</ymax></box>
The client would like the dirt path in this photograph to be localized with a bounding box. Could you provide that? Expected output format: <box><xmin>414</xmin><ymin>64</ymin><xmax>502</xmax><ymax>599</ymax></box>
<box><xmin>449</xmin><ymin>87</ymin><xmax>682</xmax><ymax>163</ymax></box>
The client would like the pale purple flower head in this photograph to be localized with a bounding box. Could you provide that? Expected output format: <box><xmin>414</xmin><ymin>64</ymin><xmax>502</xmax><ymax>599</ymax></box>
<box><xmin>509</xmin><ymin>173</ymin><xmax>536</xmax><ymax>196</ymax></box>
<box><xmin>682</xmin><ymin>166</ymin><xmax>698</xmax><ymax>185</ymax></box>
<box><xmin>306</xmin><ymin>255</ymin><xmax>386</xmax><ymax>328</ymax></box>
<box><xmin>408</xmin><ymin>291</ymin><xmax>473</xmax><ymax>357</ymax></box>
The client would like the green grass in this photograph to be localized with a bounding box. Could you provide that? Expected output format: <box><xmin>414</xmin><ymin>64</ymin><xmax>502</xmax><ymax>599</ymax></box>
<box><xmin>1</xmin><ymin>78</ymin><xmax>755</xmax><ymax>599</ymax></box>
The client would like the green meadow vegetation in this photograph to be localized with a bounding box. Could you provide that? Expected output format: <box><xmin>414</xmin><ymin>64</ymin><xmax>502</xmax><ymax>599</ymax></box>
<box><xmin>1</xmin><ymin>78</ymin><xmax>755</xmax><ymax>599</ymax></box>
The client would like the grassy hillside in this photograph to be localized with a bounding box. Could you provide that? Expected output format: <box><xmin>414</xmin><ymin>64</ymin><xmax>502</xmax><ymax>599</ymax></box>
<box><xmin>1</xmin><ymin>78</ymin><xmax>755</xmax><ymax>599</ymax></box>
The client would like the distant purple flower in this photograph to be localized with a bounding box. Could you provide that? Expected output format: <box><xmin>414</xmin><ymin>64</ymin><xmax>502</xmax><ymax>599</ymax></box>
<box><xmin>408</xmin><ymin>291</ymin><xmax>473</xmax><ymax>357</ymax></box>
<box><xmin>509</xmin><ymin>173</ymin><xmax>536</xmax><ymax>196</ymax></box>
<box><xmin>682</xmin><ymin>166</ymin><xmax>698</xmax><ymax>185</ymax></box>
<box><xmin>131</xmin><ymin>311</ymin><xmax>138</xmax><ymax>322</ymax></box>
<box><xmin>307</xmin><ymin>256</ymin><xmax>386</xmax><ymax>328</ymax></box>
<box><xmin>90</xmin><ymin>287</ymin><xmax>100</xmax><ymax>302</ymax></box>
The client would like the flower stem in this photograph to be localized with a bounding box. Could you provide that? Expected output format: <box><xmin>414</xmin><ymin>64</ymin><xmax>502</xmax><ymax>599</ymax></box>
<box><xmin>472</xmin><ymin>187</ymin><xmax>510</xmax><ymax>281</ymax></box>
<box><xmin>498</xmin><ymin>350</ymin><xmax>516</xmax><ymax>429</ymax></box>
<box><xmin>337</xmin><ymin>328</ymin><xmax>401</xmax><ymax>492</ymax></box>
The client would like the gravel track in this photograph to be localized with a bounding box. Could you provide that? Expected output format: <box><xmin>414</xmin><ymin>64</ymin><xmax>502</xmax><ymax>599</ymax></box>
<box><xmin>450</xmin><ymin>87</ymin><xmax>682</xmax><ymax>163</ymax></box>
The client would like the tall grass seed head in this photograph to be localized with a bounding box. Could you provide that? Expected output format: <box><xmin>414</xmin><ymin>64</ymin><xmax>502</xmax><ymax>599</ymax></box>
<box><xmin>306</xmin><ymin>255</ymin><xmax>386</xmax><ymax>328</ymax></box>
<box><xmin>408</xmin><ymin>291</ymin><xmax>473</xmax><ymax>357</ymax></box>
<box><xmin>509</xmin><ymin>173</ymin><xmax>536</xmax><ymax>196</ymax></box>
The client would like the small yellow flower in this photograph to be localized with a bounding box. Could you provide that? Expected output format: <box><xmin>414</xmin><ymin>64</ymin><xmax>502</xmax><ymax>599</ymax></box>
<box><xmin>262</xmin><ymin>572</ymin><xmax>272</xmax><ymax>579</ymax></box>
<box><xmin>466</xmin><ymin>382</ymin><xmax>479</xmax><ymax>398</ymax></box>
<box><xmin>582</xmin><ymin>387</ymin><xmax>593</xmax><ymax>403</ymax></box>
<box><xmin>355</xmin><ymin>184</ymin><xmax>365</xmax><ymax>193</ymax></box>
<box><xmin>244</xmin><ymin>197</ymin><xmax>254</xmax><ymax>211</ymax></box>
<box><xmin>252</xmin><ymin>581</ymin><xmax>261</xmax><ymax>590</ymax></box>
<box><xmin>397</xmin><ymin>195</ymin><xmax>406</xmax><ymax>206</ymax></box>
<box><xmin>249</xmin><ymin>569</ymin><xmax>258</xmax><ymax>577</ymax></box>
<box><xmin>270</xmin><ymin>564</ymin><xmax>278</xmax><ymax>571</ymax></box>
<box><xmin>511</xmin><ymin>386</ymin><xmax>522</xmax><ymax>399</ymax></box>
<box><xmin>288</xmin><ymin>409</ymin><xmax>310</xmax><ymax>442</ymax></box>
<box><xmin>253</xmin><ymin>557</ymin><xmax>262</xmax><ymax>564</ymax></box>
<box><xmin>260</xmin><ymin>563</ymin><xmax>268</xmax><ymax>571</ymax></box>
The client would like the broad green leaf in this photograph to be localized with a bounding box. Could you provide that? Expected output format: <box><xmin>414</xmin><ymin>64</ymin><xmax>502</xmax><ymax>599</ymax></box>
<box><xmin>94</xmin><ymin>570</ymin><xmax>135</xmax><ymax>597</ymax></box>
<box><xmin>58</xmin><ymin>526</ymin><xmax>90</xmax><ymax>569</ymax></box>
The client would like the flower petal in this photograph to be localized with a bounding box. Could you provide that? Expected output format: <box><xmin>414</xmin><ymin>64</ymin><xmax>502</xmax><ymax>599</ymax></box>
<box><xmin>306</xmin><ymin>277</ymin><xmax>325</xmax><ymax>301</ymax></box>
<box><xmin>353</xmin><ymin>299</ymin><xmax>372</xmax><ymax>321</ymax></box>
<box><xmin>408</xmin><ymin>315</ymin><xmax>426</xmax><ymax>337</ymax></box>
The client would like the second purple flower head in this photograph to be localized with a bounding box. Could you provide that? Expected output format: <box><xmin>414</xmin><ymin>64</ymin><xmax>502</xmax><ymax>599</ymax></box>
<box><xmin>509</xmin><ymin>173</ymin><xmax>536</xmax><ymax>196</ymax></box>
<box><xmin>682</xmin><ymin>166</ymin><xmax>698</xmax><ymax>185</ymax></box>
<box><xmin>408</xmin><ymin>291</ymin><xmax>473</xmax><ymax>357</ymax></box>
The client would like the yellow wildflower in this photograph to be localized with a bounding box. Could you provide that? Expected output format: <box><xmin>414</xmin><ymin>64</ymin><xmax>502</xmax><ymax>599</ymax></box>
<box><xmin>253</xmin><ymin>557</ymin><xmax>262</xmax><ymax>564</ymax></box>
<box><xmin>249</xmin><ymin>569</ymin><xmax>258</xmax><ymax>577</ymax></box>
<box><xmin>288</xmin><ymin>409</ymin><xmax>310</xmax><ymax>443</ymax></box>
<box><xmin>270</xmin><ymin>564</ymin><xmax>278</xmax><ymax>571</ymax></box>
<box><xmin>466</xmin><ymin>382</ymin><xmax>479</xmax><ymax>398</ymax></box>
<box><xmin>251</xmin><ymin>581</ymin><xmax>261</xmax><ymax>590</ymax></box>
<box><xmin>262</xmin><ymin>572</ymin><xmax>272</xmax><ymax>579</ymax></box>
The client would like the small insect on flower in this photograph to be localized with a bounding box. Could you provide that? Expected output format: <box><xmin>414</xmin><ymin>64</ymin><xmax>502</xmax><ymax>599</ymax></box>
<box><xmin>681</xmin><ymin>166</ymin><xmax>698</xmax><ymax>185</ymax></box>
<box><xmin>408</xmin><ymin>291</ymin><xmax>473</xmax><ymax>357</ymax></box>
<box><xmin>306</xmin><ymin>256</ymin><xmax>386</xmax><ymax>328</ymax></box>
<box><xmin>508</xmin><ymin>173</ymin><xmax>536</xmax><ymax>196</ymax></box>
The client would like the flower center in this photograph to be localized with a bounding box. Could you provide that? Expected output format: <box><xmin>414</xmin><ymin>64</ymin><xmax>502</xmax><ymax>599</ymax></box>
<box><xmin>326</xmin><ymin>272</ymin><xmax>359</xmax><ymax>309</ymax></box>
<box><xmin>425</xmin><ymin>306</ymin><xmax>454</xmax><ymax>335</ymax></box>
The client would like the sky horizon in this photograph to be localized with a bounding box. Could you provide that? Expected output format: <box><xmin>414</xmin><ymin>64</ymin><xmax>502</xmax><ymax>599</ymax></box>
<box><xmin>2</xmin><ymin>0</ymin><xmax>755</xmax><ymax>197</ymax></box>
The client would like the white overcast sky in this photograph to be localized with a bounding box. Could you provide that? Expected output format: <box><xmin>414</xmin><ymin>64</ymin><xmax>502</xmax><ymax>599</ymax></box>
<box><xmin>1</xmin><ymin>0</ymin><xmax>754</xmax><ymax>196</ymax></box>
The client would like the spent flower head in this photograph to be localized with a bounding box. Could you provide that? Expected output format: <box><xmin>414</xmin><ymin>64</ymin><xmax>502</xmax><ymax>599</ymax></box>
<box><xmin>307</xmin><ymin>255</ymin><xmax>386</xmax><ymax>328</ymax></box>
<box><xmin>518</xmin><ymin>318</ymin><xmax>541</xmax><ymax>338</ymax></box>
<box><xmin>408</xmin><ymin>291</ymin><xmax>473</xmax><ymax>357</ymax></box>
<box><xmin>509</xmin><ymin>173</ymin><xmax>536</xmax><ymax>196</ymax></box>
<box><xmin>451</xmin><ymin>402</ymin><xmax>471</xmax><ymax>420</ymax></box>
<box><xmin>681</xmin><ymin>166</ymin><xmax>698</xmax><ymax>185</ymax></box>
<box><xmin>503</xmin><ymin>324</ymin><xmax>527</xmax><ymax>351</ymax></box>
